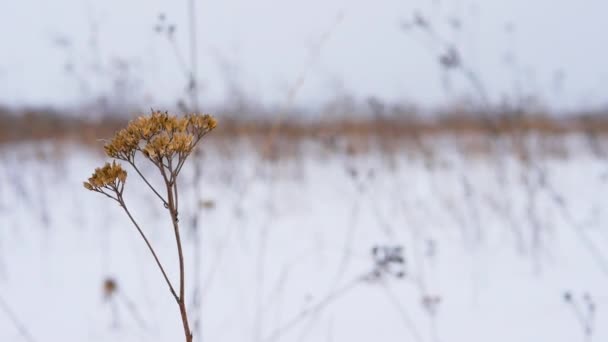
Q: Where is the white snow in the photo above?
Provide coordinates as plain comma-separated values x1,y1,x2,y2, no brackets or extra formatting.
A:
0,136,607,342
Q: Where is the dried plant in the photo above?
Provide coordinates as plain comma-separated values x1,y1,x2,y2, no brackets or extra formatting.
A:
265,245,410,342
563,291,596,342
0,295,37,342
84,110,217,342
102,277,147,329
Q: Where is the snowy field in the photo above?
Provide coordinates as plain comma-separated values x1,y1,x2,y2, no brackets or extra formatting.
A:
0,136,607,342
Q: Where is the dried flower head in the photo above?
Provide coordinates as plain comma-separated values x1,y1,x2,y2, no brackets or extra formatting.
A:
104,110,216,164
83,109,216,342
103,277,118,300
83,161,127,193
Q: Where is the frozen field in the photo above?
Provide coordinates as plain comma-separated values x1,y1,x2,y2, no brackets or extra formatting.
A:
0,136,607,342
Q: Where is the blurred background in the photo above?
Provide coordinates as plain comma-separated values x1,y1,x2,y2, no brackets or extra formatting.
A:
1,0,607,341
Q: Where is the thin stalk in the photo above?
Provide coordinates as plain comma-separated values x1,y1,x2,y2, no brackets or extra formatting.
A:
174,176,180,216
0,295,37,342
263,277,360,342
188,0,199,111
166,178,192,342
381,282,424,342
129,160,168,205
117,195,179,302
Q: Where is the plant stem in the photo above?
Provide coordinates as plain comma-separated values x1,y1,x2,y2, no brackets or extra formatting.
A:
0,295,37,342
166,179,192,342
188,0,199,112
129,160,168,206
118,195,179,302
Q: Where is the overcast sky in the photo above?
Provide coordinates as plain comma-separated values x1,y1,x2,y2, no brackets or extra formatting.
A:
0,0,606,112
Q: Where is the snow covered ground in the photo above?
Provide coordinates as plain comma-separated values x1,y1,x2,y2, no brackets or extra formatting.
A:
0,136,607,342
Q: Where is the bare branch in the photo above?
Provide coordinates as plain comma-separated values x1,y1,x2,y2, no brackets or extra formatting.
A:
128,160,168,206
117,195,179,303
0,295,37,342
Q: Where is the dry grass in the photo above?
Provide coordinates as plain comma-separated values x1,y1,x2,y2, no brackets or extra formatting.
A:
2,105,607,159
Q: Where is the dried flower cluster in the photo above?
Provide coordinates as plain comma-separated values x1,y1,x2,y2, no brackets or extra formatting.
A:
84,110,216,197
83,110,216,342
83,161,127,195
367,245,406,281
103,110,217,165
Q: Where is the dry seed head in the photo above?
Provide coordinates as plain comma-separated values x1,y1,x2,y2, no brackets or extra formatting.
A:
169,132,194,152
83,161,127,191
103,277,118,300
143,133,171,159
104,110,216,161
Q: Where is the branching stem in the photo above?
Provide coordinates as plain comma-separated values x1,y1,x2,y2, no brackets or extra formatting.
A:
117,194,179,303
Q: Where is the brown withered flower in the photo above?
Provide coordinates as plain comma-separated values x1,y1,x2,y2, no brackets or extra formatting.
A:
86,110,217,197
103,110,216,166
83,161,127,194
83,110,216,342
103,277,118,300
